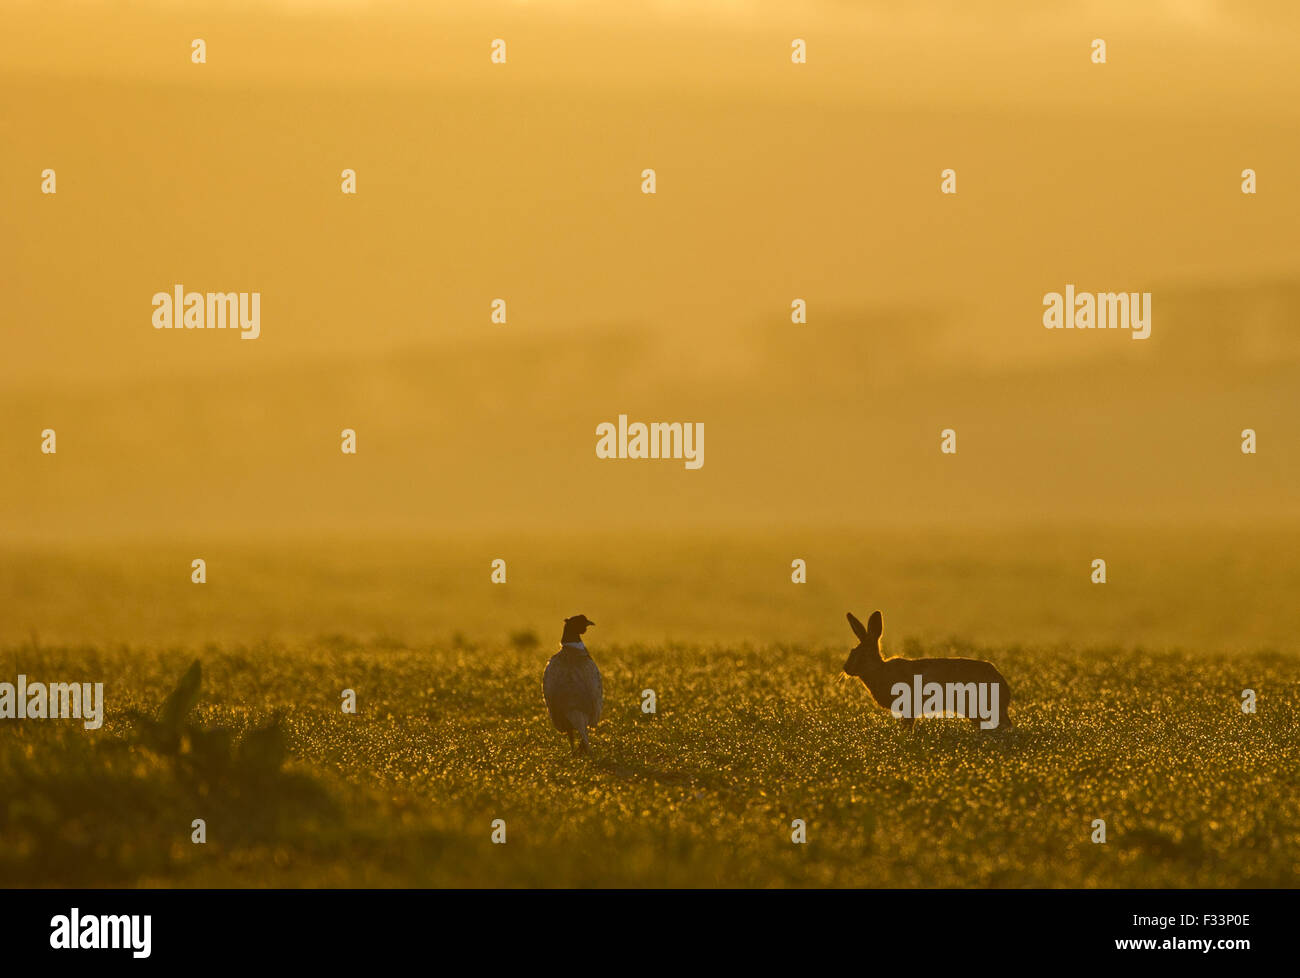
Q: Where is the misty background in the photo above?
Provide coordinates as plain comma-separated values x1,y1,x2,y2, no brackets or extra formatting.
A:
1,0,1297,648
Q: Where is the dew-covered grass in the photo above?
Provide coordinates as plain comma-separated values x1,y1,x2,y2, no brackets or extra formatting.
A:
3,640,1296,887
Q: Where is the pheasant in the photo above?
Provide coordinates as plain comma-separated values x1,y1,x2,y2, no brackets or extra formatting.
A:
543,614,603,754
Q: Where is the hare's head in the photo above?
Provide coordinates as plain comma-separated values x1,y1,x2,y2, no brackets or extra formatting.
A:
841,611,883,678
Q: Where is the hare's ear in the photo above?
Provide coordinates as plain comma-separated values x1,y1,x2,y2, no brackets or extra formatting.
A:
847,612,870,645
866,611,883,643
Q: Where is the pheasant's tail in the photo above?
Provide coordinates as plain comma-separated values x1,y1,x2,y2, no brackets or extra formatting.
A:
565,710,590,752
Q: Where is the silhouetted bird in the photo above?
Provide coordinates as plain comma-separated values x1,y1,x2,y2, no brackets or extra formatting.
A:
543,614,603,754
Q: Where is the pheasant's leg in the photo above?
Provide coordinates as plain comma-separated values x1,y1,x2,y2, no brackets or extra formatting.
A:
567,730,575,752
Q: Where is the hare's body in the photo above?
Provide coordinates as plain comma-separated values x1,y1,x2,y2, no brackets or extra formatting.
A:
857,654,1010,729
543,615,603,753
842,611,1011,730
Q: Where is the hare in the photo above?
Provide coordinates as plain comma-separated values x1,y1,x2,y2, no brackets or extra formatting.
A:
840,611,1011,730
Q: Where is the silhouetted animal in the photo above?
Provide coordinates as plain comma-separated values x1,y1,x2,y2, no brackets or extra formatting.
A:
543,614,603,753
840,610,1011,729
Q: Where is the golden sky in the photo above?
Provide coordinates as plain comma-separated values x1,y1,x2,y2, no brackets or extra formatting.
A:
2,0,1297,538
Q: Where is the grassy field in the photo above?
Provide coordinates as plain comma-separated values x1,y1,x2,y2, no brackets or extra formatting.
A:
3,528,1297,887
3,637,1297,888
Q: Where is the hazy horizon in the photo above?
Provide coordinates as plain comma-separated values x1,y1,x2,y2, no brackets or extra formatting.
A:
3,0,1297,643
